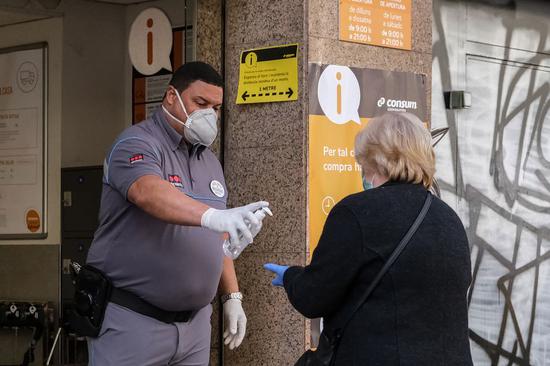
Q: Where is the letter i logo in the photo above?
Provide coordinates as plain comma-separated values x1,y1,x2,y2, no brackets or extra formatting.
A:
129,8,173,75
317,65,361,125
147,18,154,65
336,72,342,114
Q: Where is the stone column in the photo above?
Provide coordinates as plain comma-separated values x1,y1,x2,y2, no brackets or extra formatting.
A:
223,0,308,364
222,1,432,365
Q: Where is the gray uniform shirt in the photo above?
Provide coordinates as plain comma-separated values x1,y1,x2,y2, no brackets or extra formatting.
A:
87,109,227,311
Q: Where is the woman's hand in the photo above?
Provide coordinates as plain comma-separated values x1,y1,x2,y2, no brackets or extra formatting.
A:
263,263,289,286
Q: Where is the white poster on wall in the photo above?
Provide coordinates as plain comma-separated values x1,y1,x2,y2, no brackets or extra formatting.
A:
0,44,46,239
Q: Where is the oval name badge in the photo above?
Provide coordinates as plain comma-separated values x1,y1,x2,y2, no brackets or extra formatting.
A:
210,180,225,198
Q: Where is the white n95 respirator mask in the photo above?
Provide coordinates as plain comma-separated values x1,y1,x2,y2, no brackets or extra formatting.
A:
162,87,218,147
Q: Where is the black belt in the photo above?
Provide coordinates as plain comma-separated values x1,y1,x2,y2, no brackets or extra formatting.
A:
110,287,194,324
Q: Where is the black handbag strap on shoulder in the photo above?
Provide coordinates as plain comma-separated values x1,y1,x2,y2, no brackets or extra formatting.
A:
336,192,433,336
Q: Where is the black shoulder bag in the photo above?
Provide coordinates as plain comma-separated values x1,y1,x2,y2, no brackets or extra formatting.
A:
295,193,433,366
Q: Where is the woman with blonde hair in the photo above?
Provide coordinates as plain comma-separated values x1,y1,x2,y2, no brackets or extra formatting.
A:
265,112,473,365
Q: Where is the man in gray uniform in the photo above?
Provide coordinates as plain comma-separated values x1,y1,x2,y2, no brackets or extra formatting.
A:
86,62,266,365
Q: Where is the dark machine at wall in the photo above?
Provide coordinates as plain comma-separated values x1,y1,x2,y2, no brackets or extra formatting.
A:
59,166,103,365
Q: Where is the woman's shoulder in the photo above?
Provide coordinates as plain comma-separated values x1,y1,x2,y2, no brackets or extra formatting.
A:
333,189,389,222
337,182,455,222
429,195,468,233
336,190,370,212
338,181,419,208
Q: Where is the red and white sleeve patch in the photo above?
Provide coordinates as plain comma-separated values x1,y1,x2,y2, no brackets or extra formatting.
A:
129,153,144,164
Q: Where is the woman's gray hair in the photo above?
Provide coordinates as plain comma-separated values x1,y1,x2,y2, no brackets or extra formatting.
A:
354,112,435,188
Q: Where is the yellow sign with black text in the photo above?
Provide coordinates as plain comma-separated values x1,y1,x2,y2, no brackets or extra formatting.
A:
236,44,298,104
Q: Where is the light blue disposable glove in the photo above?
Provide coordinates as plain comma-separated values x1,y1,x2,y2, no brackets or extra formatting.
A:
263,263,289,287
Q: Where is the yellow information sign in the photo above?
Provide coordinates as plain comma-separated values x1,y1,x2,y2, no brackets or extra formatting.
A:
236,44,298,104
308,63,427,256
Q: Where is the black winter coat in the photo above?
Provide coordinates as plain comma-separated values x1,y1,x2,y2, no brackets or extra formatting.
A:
284,181,473,366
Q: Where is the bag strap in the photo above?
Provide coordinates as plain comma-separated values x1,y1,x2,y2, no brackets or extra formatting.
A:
336,192,433,336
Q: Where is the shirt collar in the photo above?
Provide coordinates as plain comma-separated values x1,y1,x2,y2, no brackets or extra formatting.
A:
154,108,185,151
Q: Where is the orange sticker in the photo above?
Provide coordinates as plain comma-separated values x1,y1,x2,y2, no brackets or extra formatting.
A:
26,209,40,233
339,0,412,50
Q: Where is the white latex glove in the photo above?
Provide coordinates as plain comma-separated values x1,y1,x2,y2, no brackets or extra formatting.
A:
201,201,269,249
223,299,247,350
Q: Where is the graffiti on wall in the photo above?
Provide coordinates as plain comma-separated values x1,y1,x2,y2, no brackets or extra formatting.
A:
432,1,550,365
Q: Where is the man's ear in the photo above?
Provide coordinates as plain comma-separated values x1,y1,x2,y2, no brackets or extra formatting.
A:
165,88,176,106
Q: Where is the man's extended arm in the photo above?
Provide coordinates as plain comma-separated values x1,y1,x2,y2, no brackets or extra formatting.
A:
127,174,268,247
128,174,208,226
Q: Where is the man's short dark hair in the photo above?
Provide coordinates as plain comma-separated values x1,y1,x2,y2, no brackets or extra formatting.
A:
169,62,224,92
